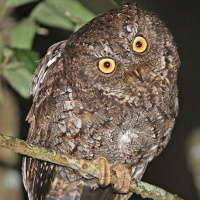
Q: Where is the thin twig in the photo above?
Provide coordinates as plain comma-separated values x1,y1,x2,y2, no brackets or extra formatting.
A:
0,132,183,200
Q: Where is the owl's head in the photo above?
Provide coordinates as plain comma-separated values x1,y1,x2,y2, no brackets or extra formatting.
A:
68,4,180,100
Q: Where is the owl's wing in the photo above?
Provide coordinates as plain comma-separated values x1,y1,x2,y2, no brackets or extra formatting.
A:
22,40,109,200
22,40,83,199
22,40,108,200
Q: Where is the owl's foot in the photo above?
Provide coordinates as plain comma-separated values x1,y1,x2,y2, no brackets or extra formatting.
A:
113,163,131,193
93,157,111,187
94,157,131,193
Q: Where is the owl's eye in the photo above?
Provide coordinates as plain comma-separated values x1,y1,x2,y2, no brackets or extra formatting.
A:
133,36,148,53
98,58,116,74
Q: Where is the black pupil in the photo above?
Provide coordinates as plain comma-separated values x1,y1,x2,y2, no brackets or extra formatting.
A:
104,62,110,68
136,41,142,48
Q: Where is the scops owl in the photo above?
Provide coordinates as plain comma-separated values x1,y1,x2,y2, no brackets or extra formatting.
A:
22,3,180,200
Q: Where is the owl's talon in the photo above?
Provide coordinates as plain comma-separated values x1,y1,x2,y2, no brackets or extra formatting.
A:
113,164,131,193
93,157,111,187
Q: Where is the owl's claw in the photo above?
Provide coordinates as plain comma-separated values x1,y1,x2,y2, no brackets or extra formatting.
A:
93,157,111,187
113,163,131,193
94,157,131,193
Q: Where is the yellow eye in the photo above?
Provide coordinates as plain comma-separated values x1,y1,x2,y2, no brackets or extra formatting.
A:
98,58,116,74
133,36,148,53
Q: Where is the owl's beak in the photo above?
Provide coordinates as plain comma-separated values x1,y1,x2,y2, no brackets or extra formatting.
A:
132,68,144,83
123,66,144,84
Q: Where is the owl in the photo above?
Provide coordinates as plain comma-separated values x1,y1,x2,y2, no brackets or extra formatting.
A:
22,3,180,200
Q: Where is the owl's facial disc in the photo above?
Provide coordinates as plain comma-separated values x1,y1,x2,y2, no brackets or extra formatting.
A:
96,36,148,81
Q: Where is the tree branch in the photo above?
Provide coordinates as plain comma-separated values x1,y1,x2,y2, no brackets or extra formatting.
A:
0,132,183,200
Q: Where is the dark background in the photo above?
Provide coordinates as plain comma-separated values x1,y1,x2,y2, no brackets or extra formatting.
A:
13,0,200,199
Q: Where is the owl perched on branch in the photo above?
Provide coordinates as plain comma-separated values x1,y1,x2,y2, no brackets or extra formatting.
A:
22,3,180,200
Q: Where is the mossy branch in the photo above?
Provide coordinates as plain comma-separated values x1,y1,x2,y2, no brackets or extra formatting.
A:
0,132,183,200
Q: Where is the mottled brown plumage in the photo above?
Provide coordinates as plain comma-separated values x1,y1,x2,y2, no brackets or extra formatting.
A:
22,4,180,200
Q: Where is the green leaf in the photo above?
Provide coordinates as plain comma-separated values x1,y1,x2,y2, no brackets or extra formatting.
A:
1,48,14,70
5,0,38,7
3,48,14,59
10,19,37,49
0,77,3,104
3,61,32,98
0,33,3,63
47,0,96,23
110,0,123,8
12,48,39,73
31,2,75,31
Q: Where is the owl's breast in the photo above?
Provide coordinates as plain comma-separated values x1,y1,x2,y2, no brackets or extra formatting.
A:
60,85,177,167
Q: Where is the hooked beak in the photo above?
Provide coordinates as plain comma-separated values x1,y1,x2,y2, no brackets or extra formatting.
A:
132,68,144,83
123,63,145,84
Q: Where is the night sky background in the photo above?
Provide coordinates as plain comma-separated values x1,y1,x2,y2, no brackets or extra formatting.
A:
12,0,200,199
